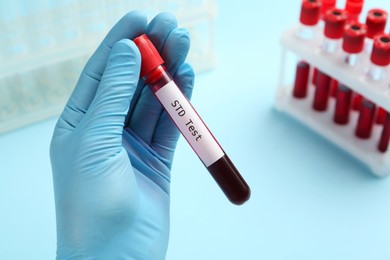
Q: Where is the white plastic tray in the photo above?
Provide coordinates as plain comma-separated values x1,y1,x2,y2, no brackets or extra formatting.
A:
275,24,390,177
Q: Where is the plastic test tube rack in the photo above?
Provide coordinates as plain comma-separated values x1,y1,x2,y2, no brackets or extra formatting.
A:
0,0,216,135
274,1,390,177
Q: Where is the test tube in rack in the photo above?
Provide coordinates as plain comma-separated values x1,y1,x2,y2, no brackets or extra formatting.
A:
293,61,311,98
364,9,388,54
342,21,367,66
367,33,390,81
297,0,322,40
368,33,390,126
322,8,348,53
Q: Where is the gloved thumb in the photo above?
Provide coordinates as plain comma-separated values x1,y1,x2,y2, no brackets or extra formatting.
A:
80,39,141,147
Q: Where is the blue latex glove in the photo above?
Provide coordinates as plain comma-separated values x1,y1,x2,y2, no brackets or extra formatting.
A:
50,11,194,259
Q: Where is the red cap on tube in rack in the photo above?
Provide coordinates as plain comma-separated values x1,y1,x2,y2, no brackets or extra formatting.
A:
345,0,364,21
366,9,388,39
312,67,318,86
321,0,336,19
370,34,390,66
324,8,348,39
300,0,322,26
342,22,367,53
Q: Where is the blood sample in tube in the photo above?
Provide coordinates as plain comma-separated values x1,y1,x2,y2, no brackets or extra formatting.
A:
355,99,376,139
330,79,338,97
352,93,363,111
293,61,310,98
376,107,387,124
133,34,250,205
313,70,331,111
334,84,352,125
312,67,318,86
378,113,390,153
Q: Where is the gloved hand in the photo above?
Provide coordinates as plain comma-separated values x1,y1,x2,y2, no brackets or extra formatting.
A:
50,11,194,259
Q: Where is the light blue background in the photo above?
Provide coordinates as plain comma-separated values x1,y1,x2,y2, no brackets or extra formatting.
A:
1,0,390,259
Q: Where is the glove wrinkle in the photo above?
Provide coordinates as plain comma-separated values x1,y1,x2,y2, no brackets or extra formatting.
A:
123,129,170,195
146,12,178,52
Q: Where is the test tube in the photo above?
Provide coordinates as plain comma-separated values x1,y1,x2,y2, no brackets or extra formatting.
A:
296,0,321,91
322,8,348,53
297,0,322,40
342,22,366,110
367,33,390,81
292,61,310,98
365,9,388,53
355,98,376,139
313,70,331,111
342,21,367,66
378,112,390,153
368,33,390,124
133,34,251,205
333,84,352,125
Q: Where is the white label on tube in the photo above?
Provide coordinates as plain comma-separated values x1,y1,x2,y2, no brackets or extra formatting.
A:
155,81,224,167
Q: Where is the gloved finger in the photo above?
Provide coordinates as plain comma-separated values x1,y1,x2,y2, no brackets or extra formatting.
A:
146,12,178,53
147,13,190,78
127,28,190,145
78,39,141,156
56,11,147,133
160,28,191,76
126,12,178,124
151,63,195,168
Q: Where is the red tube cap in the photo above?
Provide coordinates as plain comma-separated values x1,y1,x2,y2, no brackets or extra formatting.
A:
133,34,164,78
342,22,367,53
324,8,348,39
321,0,336,19
366,9,388,39
300,0,322,26
370,34,390,66
345,0,364,21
